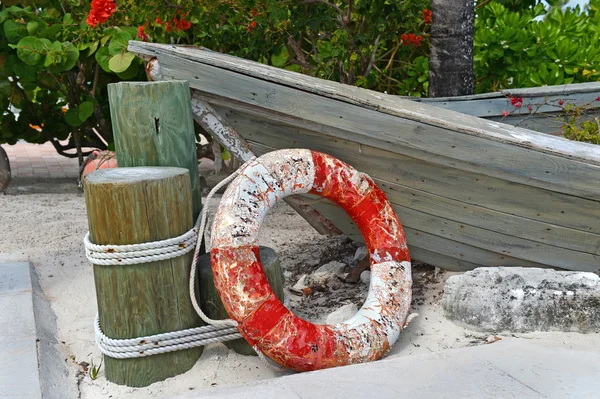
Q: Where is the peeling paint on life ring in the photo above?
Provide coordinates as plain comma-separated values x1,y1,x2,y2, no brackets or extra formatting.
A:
210,149,412,372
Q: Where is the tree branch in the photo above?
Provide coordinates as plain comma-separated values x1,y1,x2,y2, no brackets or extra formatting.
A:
92,63,100,97
363,34,380,78
300,0,343,14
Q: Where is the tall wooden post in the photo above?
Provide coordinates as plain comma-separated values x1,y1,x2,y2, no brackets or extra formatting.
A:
84,167,203,387
107,81,202,220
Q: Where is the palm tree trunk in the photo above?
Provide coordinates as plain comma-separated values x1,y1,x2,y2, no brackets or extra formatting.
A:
428,0,475,97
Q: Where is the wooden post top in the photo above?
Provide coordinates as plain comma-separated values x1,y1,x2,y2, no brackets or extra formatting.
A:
84,166,189,185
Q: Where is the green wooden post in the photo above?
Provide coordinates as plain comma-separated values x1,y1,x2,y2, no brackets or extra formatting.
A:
107,80,202,220
84,167,203,387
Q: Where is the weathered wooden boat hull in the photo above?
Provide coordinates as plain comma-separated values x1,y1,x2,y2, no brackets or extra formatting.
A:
129,42,600,273
409,83,600,136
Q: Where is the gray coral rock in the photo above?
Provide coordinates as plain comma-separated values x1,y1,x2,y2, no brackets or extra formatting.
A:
442,267,600,333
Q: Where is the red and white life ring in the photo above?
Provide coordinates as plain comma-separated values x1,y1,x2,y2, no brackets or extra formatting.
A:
210,149,412,371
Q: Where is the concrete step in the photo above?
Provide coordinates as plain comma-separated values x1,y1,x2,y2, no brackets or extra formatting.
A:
174,339,600,399
0,262,41,399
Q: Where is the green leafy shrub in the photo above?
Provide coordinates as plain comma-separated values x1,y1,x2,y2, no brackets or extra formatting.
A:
0,3,147,158
474,0,600,93
1,0,600,154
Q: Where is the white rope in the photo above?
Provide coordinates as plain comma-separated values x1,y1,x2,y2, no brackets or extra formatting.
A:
94,314,242,359
84,223,199,266
86,158,258,357
187,158,256,328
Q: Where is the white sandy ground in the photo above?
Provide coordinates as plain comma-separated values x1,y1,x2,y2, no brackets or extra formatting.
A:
1,177,599,399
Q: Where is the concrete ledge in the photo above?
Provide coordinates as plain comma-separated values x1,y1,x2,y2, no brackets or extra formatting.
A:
173,339,600,399
0,262,41,399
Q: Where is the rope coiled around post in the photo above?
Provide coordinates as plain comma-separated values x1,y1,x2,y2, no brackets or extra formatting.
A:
85,158,284,361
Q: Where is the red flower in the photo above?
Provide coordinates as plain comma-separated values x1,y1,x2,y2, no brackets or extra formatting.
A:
165,21,172,32
423,9,432,25
515,102,522,108
502,110,509,117
510,96,523,106
596,96,600,101
156,16,162,24
401,33,423,47
175,17,192,31
137,25,149,41
252,7,258,16
528,105,533,112
247,20,257,32
558,99,565,106
86,0,117,28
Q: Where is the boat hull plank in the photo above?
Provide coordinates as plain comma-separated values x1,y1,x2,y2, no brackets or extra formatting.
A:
127,42,600,272
299,196,552,271
129,42,600,166
155,58,600,202
219,107,600,239
242,139,599,272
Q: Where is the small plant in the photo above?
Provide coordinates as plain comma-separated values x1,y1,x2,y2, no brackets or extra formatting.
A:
562,106,600,144
500,95,600,144
89,357,103,380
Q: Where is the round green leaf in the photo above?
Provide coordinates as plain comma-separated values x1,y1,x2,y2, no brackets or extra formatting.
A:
4,20,26,43
108,31,132,56
115,60,140,80
26,21,40,35
79,101,94,122
108,51,135,73
16,36,45,66
60,43,79,71
271,46,289,68
39,25,62,39
65,107,83,126
95,47,111,72
87,41,99,57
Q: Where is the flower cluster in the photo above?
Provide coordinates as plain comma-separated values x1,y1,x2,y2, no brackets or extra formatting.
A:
247,7,259,31
86,0,117,28
156,11,192,33
401,33,423,47
137,25,149,41
423,9,432,25
510,96,523,108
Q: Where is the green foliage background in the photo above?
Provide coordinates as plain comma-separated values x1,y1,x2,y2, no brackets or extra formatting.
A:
0,0,599,154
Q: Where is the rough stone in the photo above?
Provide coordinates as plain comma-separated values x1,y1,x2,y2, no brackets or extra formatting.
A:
0,145,10,193
325,303,358,324
311,261,346,283
291,274,309,293
360,270,371,285
353,246,368,262
442,267,600,333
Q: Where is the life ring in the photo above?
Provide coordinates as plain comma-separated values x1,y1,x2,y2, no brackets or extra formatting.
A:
210,149,412,371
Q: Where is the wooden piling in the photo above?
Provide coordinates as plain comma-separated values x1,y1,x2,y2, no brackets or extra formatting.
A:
107,80,202,220
84,167,203,387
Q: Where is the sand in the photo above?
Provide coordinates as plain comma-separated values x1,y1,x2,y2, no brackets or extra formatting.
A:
1,176,599,398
